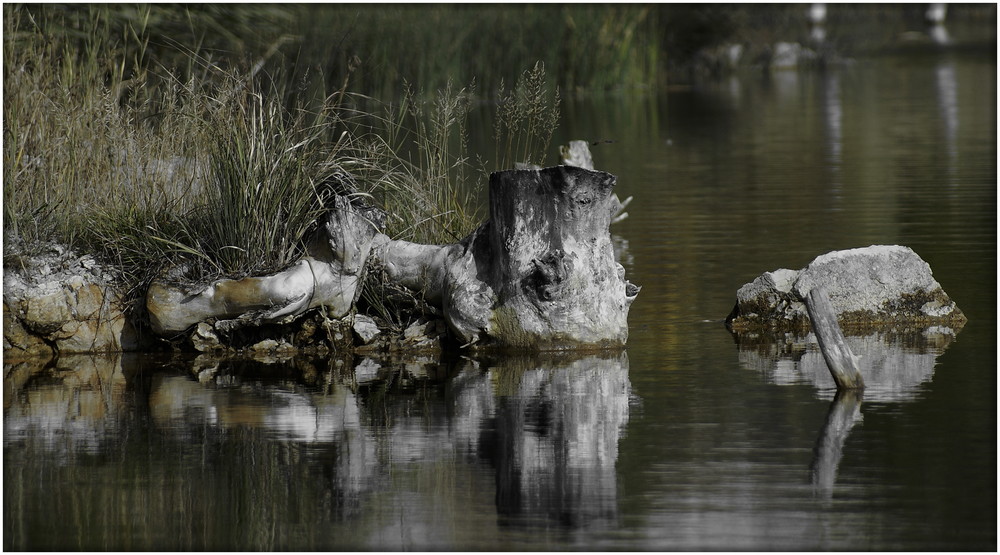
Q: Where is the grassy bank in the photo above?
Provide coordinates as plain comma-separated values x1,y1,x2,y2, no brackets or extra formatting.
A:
2,5,563,318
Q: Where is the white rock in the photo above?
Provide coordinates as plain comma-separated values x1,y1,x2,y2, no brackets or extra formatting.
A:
729,245,966,330
352,314,381,344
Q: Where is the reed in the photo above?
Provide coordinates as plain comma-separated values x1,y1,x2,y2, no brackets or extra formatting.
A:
377,80,481,244
494,62,561,170
4,5,362,310
291,4,665,99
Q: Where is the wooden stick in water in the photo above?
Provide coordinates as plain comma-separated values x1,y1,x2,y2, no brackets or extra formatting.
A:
805,286,865,390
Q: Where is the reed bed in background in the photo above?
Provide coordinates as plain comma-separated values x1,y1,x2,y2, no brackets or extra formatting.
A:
291,4,663,101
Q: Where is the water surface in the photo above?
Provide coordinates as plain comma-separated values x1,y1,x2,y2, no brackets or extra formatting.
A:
4,30,996,551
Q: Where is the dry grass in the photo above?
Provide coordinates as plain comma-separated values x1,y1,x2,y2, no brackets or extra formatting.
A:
3,4,562,324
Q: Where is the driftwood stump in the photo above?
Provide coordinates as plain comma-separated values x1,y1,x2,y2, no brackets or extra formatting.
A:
379,165,640,349
804,286,865,390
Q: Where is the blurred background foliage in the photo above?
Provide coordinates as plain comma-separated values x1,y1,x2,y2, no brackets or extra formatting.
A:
10,3,995,107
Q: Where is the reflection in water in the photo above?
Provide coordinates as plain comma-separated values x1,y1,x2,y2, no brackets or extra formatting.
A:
809,389,862,499
823,70,843,194
735,327,961,497
935,59,959,171
734,327,960,402
4,354,130,459
479,355,630,529
5,34,997,549
929,24,950,45
771,69,800,105
4,351,631,550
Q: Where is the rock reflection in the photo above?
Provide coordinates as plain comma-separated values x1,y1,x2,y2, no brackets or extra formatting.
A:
733,326,961,498
4,354,130,458
734,327,960,402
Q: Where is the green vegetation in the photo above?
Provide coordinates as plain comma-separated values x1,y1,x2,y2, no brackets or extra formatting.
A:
291,4,664,100
5,6,353,305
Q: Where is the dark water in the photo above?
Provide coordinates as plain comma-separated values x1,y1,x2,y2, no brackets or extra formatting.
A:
5,34,996,550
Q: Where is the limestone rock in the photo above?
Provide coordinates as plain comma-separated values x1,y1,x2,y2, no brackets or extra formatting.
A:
190,322,222,352
3,241,146,358
250,339,281,352
727,245,966,332
3,304,54,360
399,319,445,351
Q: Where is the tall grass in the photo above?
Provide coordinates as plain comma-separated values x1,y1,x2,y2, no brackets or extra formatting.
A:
3,4,565,326
494,62,561,170
86,73,365,291
290,4,664,100
4,5,372,309
378,79,491,245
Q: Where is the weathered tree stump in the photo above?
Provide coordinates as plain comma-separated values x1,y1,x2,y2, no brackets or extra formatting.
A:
378,165,640,349
560,140,631,224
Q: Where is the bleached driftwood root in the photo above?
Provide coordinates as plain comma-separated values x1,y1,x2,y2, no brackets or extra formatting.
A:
147,197,383,335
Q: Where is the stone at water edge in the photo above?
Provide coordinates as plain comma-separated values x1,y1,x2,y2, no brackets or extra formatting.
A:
352,314,381,345
726,245,967,332
3,243,147,358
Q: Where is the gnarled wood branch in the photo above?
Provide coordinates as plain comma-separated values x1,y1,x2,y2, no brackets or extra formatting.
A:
147,197,383,335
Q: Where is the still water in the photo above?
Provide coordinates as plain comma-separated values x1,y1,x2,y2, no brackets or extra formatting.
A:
5,36,996,551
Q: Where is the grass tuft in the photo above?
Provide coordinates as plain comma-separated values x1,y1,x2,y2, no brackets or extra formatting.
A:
494,62,561,170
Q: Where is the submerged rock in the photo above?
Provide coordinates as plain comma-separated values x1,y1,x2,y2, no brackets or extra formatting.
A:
726,245,966,333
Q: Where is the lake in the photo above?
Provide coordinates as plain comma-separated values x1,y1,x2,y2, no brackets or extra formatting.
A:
4,26,996,551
